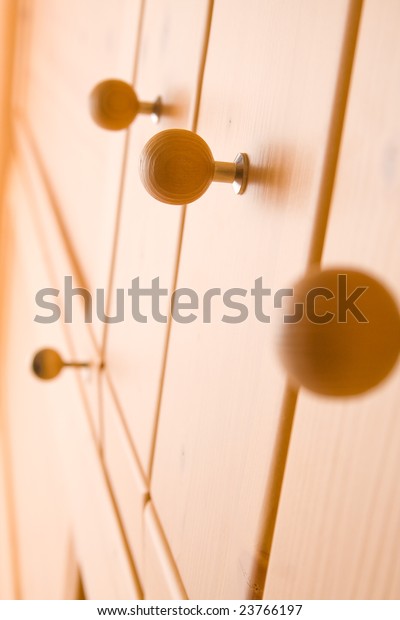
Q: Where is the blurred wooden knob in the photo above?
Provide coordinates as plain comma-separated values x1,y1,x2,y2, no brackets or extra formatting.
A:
89,79,161,130
32,348,89,381
139,129,249,204
277,268,400,396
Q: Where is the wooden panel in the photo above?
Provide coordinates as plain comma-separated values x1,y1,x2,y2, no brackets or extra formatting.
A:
143,503,186,600
9,0,31,108
102,372,149,581
7,153,139,599
265,0,400,599
53,376,142,600
104,0,212,475
0,399,16,599
15,121,102,440
20,0,142,317
1,162,78,599
0,0,16,201
0,17,15,540
151,0,360,599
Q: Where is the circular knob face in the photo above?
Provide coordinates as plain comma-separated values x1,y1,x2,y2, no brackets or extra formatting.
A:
277,268,400,396
32,348,64,380
89,79,139,130
139,129,215,204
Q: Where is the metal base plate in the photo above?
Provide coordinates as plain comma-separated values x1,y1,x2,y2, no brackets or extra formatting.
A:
151,96,162,124
233,152,249,195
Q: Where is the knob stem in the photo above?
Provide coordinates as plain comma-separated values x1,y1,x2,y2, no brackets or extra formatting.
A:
138,96,162,123
138,101,156,114
63,362,90,369
213,162,237,184
213,153,249,195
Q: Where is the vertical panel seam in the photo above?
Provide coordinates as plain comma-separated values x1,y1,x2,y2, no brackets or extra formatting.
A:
101,0,147,363
147,0,215,482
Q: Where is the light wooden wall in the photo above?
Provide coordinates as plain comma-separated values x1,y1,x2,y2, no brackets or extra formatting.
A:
0,0,18,599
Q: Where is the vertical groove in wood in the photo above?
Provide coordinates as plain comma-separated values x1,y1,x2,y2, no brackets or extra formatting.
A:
306,0,364,267
101,0,147,361
189,0,215,133
247,386,298,599
100,467,145,599
97,376,145,598
257,0,365,599
144,502,188,599
147,0,215,481
97,365,105,461
103,371,148,484
62,539,82,600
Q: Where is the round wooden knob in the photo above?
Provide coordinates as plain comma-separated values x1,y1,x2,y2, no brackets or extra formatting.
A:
89,80,162,130
277,268,400,396
139,129,249,204
89,80,139,130
32,348,89,381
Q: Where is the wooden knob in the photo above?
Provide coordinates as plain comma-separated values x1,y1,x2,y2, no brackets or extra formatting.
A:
32,348,89,381
277,268,400,396
89,80,161,130
139,129,249,204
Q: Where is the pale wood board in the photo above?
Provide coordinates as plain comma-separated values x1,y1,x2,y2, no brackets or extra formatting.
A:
0,0,16,203
143,503,187,600
102,372,149,581
13,140,141,597
0,28,17,587
18,0,143,343
0,447,15,598
16,120,102,441
52,375,142,600
8,156,142,598
1,162,77,598
265,0,400,599
151,0,359,598
104,0,213,476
